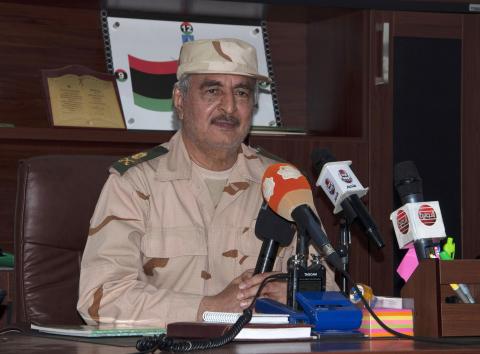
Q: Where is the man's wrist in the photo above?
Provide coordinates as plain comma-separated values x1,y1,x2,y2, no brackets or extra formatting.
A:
197,295,214,321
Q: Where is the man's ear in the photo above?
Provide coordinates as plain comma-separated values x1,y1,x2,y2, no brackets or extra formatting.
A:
173,86,184,120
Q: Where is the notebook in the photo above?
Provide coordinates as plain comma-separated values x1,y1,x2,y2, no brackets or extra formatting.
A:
202,311,290,324
167,321,312,341
31,324,165,338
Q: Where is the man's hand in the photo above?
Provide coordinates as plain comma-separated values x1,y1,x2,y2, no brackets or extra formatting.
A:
196,269,287,320
237,271,287,309
197,269,253,320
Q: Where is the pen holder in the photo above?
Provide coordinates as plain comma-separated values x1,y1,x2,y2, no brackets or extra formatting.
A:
401,259,480,337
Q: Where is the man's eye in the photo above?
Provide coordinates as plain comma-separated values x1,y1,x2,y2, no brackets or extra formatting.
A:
205,88,219,95
235,89,251,98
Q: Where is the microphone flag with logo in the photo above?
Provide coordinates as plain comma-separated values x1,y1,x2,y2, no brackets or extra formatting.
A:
261,163,342,271
391,201,446,250
261,163,314,221
311,150,368,215
311,148,384,249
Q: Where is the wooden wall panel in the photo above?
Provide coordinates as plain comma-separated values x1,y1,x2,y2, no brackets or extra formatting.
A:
307,10,369,137
0,2,106,128
462,15,480,259
0,0,100,9
394,11,463,38
267,21,307,129
368,11,395,296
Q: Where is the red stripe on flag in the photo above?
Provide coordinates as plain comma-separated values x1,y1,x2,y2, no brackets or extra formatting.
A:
128,55,178,75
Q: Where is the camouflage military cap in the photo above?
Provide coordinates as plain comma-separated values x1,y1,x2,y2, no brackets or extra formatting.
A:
176,38,271,83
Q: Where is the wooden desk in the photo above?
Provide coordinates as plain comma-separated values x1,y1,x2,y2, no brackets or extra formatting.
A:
2,333,480,354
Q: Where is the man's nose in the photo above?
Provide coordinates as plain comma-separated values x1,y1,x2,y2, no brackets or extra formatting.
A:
220,91,237,115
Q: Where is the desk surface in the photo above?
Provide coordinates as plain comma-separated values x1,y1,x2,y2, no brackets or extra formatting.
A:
3,333,480,354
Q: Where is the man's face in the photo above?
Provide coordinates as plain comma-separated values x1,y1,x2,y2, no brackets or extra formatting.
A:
174,74,255,153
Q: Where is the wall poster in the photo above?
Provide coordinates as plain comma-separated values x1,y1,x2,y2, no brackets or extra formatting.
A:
103,14,279,131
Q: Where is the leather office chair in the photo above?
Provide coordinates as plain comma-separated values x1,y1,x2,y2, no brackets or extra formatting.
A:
14,155,116,325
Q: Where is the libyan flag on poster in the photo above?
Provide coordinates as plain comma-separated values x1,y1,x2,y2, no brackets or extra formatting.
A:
128,55,178,112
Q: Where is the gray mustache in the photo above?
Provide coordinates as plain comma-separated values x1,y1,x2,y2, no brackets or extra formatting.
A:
211,116,240,126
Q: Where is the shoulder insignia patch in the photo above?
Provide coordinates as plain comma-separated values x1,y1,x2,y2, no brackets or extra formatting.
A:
254,146,287,163
112,145,169,175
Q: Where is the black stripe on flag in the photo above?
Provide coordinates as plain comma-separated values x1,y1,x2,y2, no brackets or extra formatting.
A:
130,68,177,99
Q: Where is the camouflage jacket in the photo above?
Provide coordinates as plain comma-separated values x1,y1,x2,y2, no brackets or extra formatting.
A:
77,131,337,326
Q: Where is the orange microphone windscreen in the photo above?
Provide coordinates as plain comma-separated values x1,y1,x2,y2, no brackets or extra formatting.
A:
262,163,315,221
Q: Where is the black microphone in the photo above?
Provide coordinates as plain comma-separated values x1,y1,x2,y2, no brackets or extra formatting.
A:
311,148,385,249
394,160,423,205
394,161,440,259
253,201,295,275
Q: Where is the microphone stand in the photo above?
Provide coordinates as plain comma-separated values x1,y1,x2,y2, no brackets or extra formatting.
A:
297,226,310,263
337,197,385,293
287,226,309,310
338,201,361,295
338,218,351,294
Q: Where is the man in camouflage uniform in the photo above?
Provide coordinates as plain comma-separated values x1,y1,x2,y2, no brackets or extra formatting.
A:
77,38,337,326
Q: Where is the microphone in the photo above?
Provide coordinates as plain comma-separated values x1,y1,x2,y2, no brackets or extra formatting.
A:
261,163,342,271
311,148,385,249
253,201,295,275
394,160,423,204
392,161,446,259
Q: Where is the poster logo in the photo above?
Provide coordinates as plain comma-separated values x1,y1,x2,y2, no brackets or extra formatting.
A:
115,69,128,82
418,204,437,226
396,209,409,234
180,22,193,34
180,22,194,42
338,169,353,183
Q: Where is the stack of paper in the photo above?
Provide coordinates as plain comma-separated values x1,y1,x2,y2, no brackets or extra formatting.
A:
359,308,413,337
31,324,165,337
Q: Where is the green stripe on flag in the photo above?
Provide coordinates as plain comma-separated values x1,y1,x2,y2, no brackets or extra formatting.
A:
133,93,172,112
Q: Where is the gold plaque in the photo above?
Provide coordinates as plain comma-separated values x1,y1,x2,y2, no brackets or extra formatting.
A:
42,65,126,129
